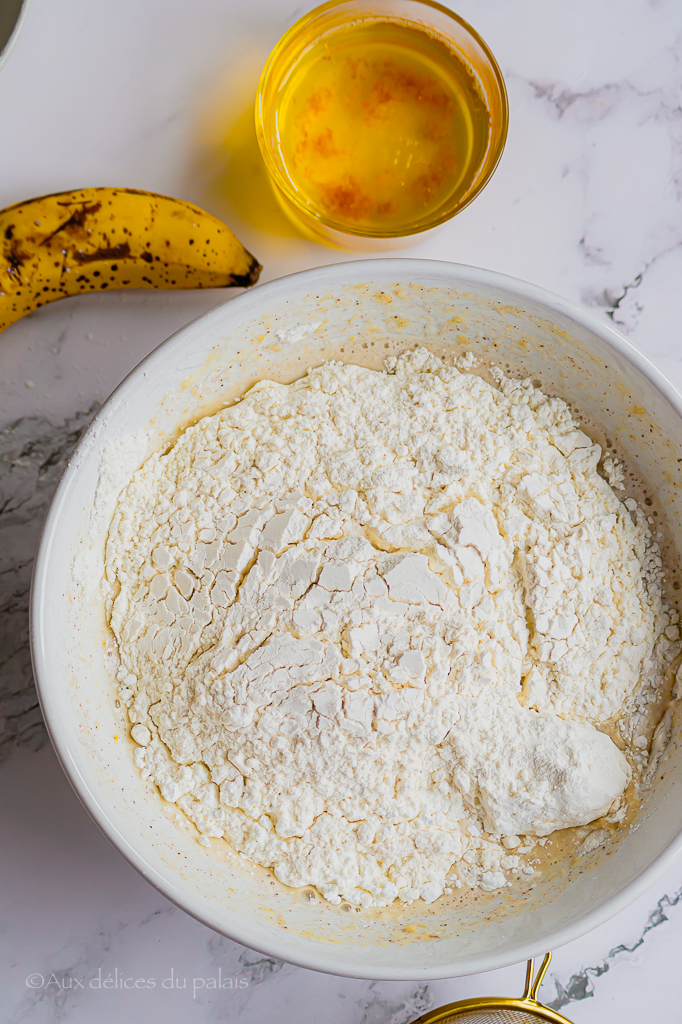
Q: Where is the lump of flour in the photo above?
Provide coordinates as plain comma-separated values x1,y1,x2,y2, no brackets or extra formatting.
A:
446,701,630,837
104,348,679,908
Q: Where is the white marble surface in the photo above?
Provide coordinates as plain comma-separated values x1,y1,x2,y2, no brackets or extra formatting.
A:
2,0,682,1020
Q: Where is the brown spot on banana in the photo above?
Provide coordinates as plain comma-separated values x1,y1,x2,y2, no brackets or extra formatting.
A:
73,243,132,263
0,187,262,332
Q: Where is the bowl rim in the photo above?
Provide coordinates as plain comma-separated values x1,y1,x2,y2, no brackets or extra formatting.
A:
0,0,31,74
30,258,682,980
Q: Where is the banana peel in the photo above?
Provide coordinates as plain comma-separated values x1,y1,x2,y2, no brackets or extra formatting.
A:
0,187,261,332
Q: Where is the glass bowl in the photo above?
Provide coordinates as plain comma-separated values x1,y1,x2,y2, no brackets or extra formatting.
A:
255,0,508,249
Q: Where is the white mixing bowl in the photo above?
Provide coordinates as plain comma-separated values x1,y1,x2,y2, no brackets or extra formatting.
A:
31,259,682,980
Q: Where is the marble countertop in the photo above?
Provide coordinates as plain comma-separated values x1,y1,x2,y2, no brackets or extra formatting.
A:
2,0,682,1020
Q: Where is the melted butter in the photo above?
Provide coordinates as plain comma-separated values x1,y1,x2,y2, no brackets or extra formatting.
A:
275,19,490,233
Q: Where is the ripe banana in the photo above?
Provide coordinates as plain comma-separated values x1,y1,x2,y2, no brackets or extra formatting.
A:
0,187,261,332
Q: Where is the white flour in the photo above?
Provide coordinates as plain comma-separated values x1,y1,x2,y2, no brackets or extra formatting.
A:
104,349,679,907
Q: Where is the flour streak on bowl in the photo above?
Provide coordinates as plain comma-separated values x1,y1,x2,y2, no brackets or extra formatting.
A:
30,259,682,980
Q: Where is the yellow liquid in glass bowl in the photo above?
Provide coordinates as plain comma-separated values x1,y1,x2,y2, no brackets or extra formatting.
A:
256,3,507,245
276,20,490,235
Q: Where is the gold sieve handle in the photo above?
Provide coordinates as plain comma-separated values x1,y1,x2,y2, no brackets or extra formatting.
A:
523,952,553,1001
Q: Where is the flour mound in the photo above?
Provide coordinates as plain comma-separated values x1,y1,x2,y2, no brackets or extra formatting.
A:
105,349,678,907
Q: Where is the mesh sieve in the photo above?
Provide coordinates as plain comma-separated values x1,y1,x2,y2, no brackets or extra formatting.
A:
409,955,575,1024
435,1011,551,1024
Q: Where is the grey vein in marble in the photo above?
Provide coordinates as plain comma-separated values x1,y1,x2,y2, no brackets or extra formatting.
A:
357,982,432,1024
581,242,682,332
237,950,288,987
548,886,682,1011
13,917,131,1023
517,42,682,350
527,72,682,138
0,405,97,763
